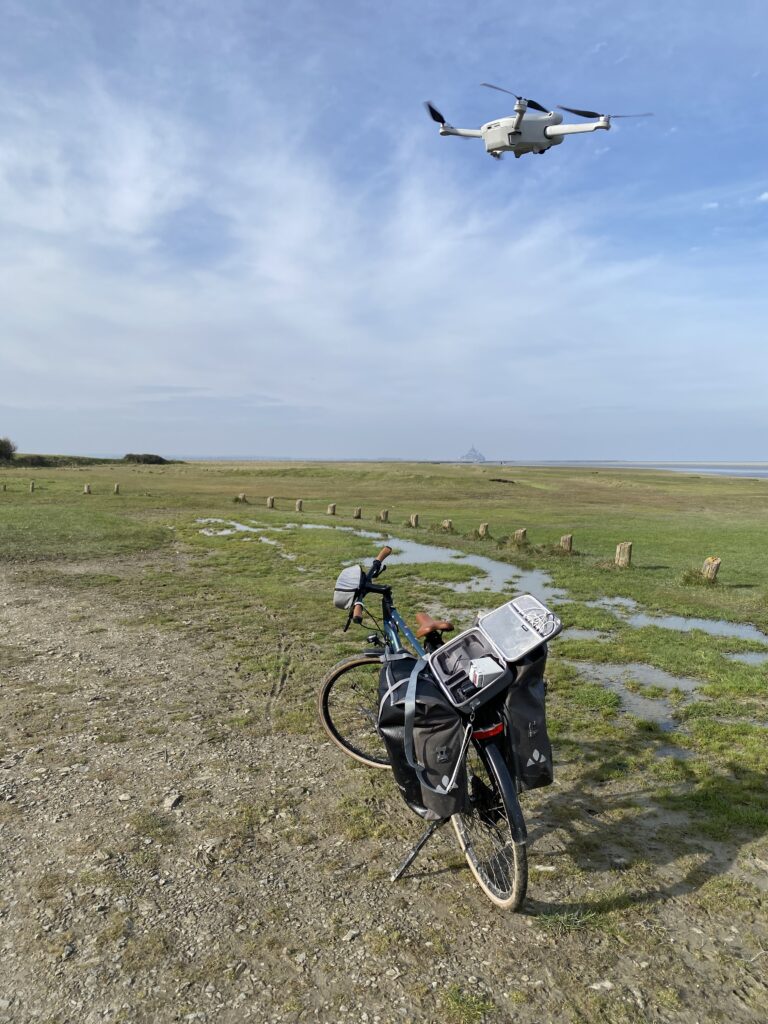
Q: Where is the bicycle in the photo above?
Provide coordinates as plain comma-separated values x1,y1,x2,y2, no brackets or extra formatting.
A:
318,544,532,910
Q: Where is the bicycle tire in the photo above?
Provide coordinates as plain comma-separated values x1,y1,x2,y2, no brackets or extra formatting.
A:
452,740,528,909
318,655,390,769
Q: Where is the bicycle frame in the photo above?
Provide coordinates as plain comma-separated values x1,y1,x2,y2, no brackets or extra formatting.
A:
362,582,426,657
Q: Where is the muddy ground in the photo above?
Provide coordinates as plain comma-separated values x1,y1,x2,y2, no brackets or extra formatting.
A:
1,551,767,1024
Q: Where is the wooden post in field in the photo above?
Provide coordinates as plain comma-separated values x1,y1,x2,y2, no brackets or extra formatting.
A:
266,496,275,509
379,509,389,523
615,541,632,567
353,507,362,519
295,499,303,513
513,528,527,544
29,481,35,493
327,503,336,516
442,519,452,531
2,482,6,491
702,556,721,582
409,513,419,528
560,534,573,552
83,484,91,495
114,483,120,495
478,522,490,538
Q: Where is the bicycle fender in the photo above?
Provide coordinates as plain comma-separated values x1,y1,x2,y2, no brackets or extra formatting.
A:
483,741,528,845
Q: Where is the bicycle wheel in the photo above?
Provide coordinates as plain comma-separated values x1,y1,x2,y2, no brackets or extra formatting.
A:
318,655,390,769
452,740,528,909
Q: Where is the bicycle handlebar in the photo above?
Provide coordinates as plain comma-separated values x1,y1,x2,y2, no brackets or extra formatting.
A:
346,546,395,630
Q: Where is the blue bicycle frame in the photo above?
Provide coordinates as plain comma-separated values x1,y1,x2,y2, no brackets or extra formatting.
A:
384,605,425,657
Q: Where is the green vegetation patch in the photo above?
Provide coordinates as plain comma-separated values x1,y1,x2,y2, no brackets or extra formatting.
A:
0,506,171,561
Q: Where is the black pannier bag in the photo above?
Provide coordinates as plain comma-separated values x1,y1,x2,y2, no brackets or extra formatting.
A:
378,654,469,821
502,645,554,791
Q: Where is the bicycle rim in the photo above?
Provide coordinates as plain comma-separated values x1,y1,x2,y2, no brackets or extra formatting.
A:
451,741,527,909
318,656,390,769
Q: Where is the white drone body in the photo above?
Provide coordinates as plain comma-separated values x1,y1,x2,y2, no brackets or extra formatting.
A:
425,86,649,160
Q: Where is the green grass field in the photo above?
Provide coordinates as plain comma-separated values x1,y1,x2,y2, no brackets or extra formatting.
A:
2,458,766,828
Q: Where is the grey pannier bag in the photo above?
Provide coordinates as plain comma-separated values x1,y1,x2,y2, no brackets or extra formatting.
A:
333,566,364,610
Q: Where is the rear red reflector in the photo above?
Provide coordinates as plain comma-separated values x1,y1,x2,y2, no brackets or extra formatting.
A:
472,723,504,740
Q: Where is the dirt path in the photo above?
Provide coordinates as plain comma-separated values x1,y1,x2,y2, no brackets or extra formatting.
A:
1,560,767,1024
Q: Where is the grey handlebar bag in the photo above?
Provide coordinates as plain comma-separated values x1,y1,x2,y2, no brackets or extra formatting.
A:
377,654,471,821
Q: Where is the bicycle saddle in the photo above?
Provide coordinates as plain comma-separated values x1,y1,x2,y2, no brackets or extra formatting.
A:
415,612,454,638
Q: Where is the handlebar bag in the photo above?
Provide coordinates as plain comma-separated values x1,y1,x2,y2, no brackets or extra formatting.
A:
378,654,469,820
502,646,553,791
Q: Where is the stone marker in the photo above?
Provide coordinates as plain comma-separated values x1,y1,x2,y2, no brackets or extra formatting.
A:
327,503,336,515
29,481,35,493
114,483,120,495
478,522,490,538
560,534,573,552
378,509,389,523
615,541,632,567
702,556,721,582
295,499,303,513
266,496,275,509
441,519,453,531
235,492,247,503
353,507,362,519
409,513,419,528
83,484,91,495
513,528,527,544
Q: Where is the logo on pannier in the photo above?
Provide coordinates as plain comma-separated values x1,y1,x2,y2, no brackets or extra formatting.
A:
526,749,547,768
435,745,452,764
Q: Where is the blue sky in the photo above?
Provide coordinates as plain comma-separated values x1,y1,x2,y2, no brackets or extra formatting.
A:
1,0,767,460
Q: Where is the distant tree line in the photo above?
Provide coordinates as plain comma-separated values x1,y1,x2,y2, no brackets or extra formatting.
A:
123,453,170,464
0,438,173,467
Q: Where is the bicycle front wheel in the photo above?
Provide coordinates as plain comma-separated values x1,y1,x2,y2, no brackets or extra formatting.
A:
452,740,528,909
318,655,390,769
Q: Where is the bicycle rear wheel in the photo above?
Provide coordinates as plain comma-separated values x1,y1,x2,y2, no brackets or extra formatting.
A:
452,740,528,909
318,655,390,769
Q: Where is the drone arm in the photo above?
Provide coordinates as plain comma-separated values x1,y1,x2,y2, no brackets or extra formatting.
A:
544,120,610,139
439,126,483,138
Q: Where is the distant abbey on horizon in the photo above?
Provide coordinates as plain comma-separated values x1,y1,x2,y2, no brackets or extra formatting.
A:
460,445,486,463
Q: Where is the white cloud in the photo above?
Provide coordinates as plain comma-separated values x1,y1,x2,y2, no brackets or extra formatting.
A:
757,192,768,202
702,201,719,210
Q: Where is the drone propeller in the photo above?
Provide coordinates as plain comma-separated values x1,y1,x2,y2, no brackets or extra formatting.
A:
558,105,653,120
424,101,447,125
480,83,550,114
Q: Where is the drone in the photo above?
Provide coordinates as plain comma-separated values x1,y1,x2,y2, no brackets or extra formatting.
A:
425,83,652,160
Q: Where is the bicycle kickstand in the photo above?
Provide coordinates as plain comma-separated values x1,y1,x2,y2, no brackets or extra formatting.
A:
390,819,446,883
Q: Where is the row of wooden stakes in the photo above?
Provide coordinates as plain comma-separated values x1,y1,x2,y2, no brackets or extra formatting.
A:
259,496,722,578
3,482,122,494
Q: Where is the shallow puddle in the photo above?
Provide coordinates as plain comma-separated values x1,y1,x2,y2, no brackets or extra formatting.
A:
724,651,768,666
655,744,695,760
586,596,768,645
561,628,611,641
567,660,701,731
243,520,566,602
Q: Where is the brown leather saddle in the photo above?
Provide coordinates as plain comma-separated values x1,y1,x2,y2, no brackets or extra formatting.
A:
414,611,454,639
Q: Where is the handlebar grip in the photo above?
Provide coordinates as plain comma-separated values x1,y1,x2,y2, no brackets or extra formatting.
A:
352,602,364,624
376,545,393,563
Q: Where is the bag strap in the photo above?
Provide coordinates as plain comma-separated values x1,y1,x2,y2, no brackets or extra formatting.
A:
403,657,472,796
